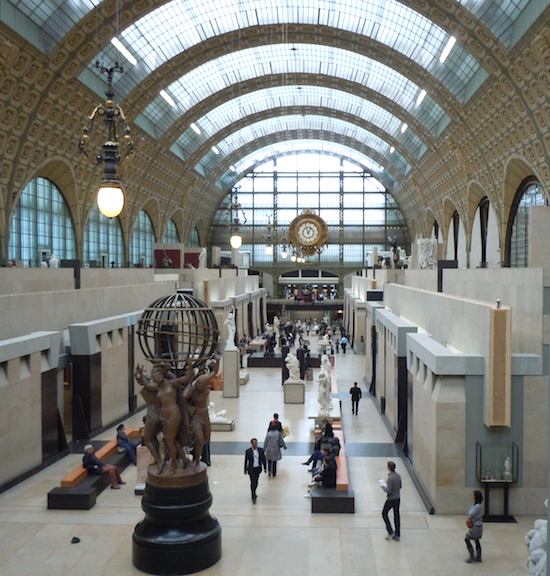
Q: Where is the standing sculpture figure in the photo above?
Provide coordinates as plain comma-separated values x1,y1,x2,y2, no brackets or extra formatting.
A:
224,307,237,350
317,368,332,416
285,352,301,381
183,356,220,467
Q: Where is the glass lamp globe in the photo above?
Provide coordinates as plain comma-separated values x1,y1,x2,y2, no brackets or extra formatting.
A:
291,255,297,262
230,233,242,249
265,244,273,256
281,247,288,259
97,183,124,218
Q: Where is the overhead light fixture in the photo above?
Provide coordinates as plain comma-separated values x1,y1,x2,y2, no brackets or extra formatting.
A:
79,61,134,219
281,245,288,259
265,244,274,256
211,145,220,154
389,146,395,154
416,89,426,107
227,186,247,251
439,36,456,63
230,233,242,250
160,89,176,108
111,37,137,66
400,123,408,133
190,122,201,135
291,255,297,262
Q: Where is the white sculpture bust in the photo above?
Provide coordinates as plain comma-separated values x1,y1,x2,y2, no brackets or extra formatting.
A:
224,307,237,351
285,352,301,382
317,367,332,416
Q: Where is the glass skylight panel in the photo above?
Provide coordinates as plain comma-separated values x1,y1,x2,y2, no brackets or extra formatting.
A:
6,0,100,52
225,141,390,184
200,115,410,177
81,0,483,104
139,44,448,138
173,84,427,160
457,0,543,47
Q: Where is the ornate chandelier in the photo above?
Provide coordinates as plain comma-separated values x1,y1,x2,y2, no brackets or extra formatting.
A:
79,61,134,218
226,186,247,249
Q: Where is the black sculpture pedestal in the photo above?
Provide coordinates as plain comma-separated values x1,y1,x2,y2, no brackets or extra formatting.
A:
133,463,221,575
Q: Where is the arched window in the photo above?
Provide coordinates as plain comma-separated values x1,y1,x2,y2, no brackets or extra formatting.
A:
189,227,200,247
9,177,75,267
431,221,439,242
130,210,155,267
83,205,125,267
162,219,180,244
451,211,460,261
508,179,548,267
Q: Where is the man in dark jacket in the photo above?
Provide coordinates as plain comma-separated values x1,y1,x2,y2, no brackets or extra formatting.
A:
244,438,267,504
350,382,362,414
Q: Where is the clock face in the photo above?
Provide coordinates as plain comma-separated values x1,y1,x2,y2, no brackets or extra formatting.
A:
298,221,320,245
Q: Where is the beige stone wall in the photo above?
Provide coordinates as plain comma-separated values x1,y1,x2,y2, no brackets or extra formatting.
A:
0,280,177,340
79,269,155,289
0,268,74,294
0,353,42,485
384,330,397,432
443,268,543,354
100,329,130,427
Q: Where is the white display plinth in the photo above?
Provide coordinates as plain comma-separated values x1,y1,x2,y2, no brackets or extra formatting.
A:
223,349,240,398
284,379,305,404
211,420,235,431
239,369,249,385
308,399,342,424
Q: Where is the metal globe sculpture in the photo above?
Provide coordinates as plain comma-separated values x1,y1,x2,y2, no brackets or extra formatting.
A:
136,290,219,369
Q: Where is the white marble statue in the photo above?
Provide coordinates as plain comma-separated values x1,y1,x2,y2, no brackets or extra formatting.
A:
224,307,237,350
417,238,437,269
321,354,332,378
317,367,332,416
273,315,280,333
504,456,512,481
285,352,301,382
525,500,547,576
198,247,207,269
208,402,232,424
49,254,59,268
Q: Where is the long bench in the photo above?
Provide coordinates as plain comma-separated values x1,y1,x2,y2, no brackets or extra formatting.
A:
311,429,355,513
47,429,140,510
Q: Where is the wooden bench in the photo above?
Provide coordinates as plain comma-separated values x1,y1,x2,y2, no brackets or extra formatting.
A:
47,429,140,510
310,429,355,513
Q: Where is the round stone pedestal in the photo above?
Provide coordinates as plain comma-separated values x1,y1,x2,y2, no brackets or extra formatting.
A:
132,464,221,575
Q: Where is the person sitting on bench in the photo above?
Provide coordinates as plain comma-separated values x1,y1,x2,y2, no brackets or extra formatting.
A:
116,423,139,464
82,445,126,489
312,450,337,488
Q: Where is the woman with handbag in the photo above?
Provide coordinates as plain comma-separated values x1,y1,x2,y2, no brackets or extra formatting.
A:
465,490,484,563
264,423,287,477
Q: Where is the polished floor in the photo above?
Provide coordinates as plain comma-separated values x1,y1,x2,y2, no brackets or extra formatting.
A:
0,343,535,575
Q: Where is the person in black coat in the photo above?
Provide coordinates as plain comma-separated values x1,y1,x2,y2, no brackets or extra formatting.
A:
82,444,125,489
350,382,362,415
244,438,267,504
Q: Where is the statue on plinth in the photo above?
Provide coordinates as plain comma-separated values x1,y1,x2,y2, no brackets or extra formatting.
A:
525,500,548,576
317,367,332,417
133,291,222,575
198,248,207,269
285,352,301,382
208,402,232,424
224,307,237,350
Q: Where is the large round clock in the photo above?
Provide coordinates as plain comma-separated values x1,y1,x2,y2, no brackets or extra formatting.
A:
288,210,328,256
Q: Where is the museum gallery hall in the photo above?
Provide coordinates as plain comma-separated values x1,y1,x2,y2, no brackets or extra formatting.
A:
1,1,550,575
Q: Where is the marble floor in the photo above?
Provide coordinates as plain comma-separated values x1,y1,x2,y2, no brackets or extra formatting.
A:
0,344,534,575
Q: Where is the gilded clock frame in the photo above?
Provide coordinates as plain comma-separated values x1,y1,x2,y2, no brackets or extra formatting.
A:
288,210,329,256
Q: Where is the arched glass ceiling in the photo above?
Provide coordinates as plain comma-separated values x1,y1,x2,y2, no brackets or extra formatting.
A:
82,0,482,104
217,140,391,191
196,115,410,177
4,1,547,56
172,85,427,161
137,44,448,139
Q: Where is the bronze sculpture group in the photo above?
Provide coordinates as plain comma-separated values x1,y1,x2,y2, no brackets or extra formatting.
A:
135,356,220,476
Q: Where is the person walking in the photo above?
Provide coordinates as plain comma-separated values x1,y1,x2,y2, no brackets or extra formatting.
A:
350,382,362,415
381,461,402,541
244,438,267,504
264,423,287,477
268,412,283,432
340,335,349,354
465,490,484,563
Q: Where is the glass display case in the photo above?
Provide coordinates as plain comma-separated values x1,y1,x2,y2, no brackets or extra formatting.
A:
476,442,518,484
